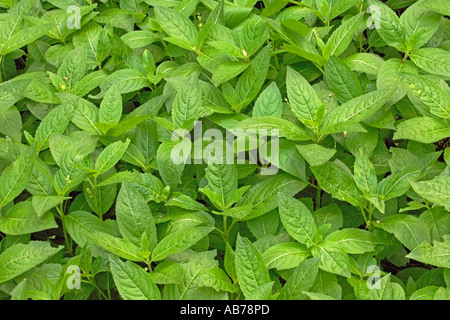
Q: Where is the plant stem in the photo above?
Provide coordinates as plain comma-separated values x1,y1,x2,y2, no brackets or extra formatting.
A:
367,203,374,231
0,55,4,83
307,181,318,190
58,202,72,254
402,50,410,63
316,185,321,210
359,206,369,229
223,216,228,238
82,279,108,300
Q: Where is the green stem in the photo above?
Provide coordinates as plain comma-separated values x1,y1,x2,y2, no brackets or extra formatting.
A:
145,260,153,272
402,50,410,63
288,0,302,5
271,49,286,56
367,203,374,230
223,216,228,237
0,55,4,83
58,202,73,254
274,53,279,70
316,185,321,210
359,206,370,229
307,181,318,190
88,176,102,220
107,279,111,300
82,279,108,300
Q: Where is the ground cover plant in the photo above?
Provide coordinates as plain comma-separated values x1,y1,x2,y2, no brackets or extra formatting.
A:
0,0,449,301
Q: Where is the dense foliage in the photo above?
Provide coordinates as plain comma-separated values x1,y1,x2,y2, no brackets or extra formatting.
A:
0,0,449,300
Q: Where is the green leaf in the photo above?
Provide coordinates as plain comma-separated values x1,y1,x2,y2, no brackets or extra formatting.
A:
303,291,337,300
393,117,450,144
100,69,149,95
324,56,362,104
322,12,364,58
279,258,320,300
95,139,130,175
354,148,377,194
201,163,237,210
235,235,271,298
261,0,289,17
155,6,198,48
0,79,31,114
23,79,60,104
87,231,145,262
410,48,450,78
376,58,417,105
120,31,158,49
310,270,342,299
196,267,239,293
0,241,62,284
313,204,343,234
266,139,305,181
344,53,385,75
325,228,384,254
31,195,69,218
311,160,365,207
234,44,271,112
400,3,441,50
0,201,58,235
367,0,406,51
0,106,21,142
65,211,119,247
283,43,326,66
171,73,202,127
420,207,449,242
0,23,55,55
237,173,308,220
418,0,450,16
57,46,87,91
327,0,359,20
99,86,122,125
0,0,34,44
253,82,283,118
411,176,450,209
72,70,108,97
278,194,317,246
212,61,249,87
320,89,393,134
116,182,157,249
286,67,322,125
156,140,186,190
151,226,213,261
0,151,34,209
35,103,74,150
166,192,207,211
224,242,237,281
406,236,450,268
109,255,160,300
368,274,405,300
69,97,102,135
400,71,450,120
233,116,310,141
377,214,431,251
262,242,309,270
409,286,440,300
311,242,351,278
296,143,336,167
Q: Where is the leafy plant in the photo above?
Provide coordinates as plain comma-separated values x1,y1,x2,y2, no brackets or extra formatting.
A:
0,0,449,301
